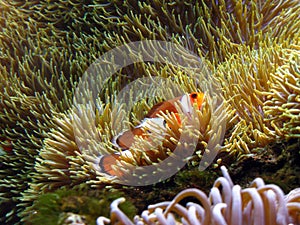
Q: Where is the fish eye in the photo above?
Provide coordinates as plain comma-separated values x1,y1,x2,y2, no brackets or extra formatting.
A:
191,93,198,99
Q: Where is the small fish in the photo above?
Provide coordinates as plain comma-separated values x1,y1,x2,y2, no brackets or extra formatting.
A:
114,92,204,149
99,92,204,176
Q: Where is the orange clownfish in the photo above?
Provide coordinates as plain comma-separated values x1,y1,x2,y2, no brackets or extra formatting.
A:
98,92,205,176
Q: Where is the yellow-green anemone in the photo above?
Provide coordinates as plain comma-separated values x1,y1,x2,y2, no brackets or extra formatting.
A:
1,0,300,223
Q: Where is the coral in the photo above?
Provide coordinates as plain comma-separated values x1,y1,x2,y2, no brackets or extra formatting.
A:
98,166,300,225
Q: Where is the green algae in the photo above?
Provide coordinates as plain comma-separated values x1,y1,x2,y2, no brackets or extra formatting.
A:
26,185,137,225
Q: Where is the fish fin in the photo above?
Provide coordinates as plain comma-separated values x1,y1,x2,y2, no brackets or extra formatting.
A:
145,101,165,117
113,128,144,149
146,101,178,118
98,154,120,176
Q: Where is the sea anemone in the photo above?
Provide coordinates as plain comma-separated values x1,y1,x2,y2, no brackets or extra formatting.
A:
30,68,227,187
98,166,300,225
216,43,300,160
0,2,81,223
1,0,300,224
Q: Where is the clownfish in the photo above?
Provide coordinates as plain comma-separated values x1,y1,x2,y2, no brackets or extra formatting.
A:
98,92,205,176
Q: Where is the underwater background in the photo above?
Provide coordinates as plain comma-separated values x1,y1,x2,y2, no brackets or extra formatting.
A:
0,0,300,224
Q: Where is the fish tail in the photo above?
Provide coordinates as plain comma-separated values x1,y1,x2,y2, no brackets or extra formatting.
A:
98,154,121,176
